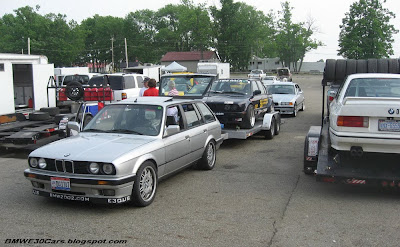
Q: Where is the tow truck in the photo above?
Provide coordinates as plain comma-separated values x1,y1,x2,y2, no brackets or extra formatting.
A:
304,58,400,187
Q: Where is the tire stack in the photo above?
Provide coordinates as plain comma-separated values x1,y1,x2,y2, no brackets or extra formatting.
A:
322,58,400,85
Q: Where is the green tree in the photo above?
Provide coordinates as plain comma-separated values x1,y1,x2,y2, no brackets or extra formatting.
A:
338,0,398,59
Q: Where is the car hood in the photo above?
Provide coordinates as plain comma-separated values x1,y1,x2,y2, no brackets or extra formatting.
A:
204,94,247,104
29,133,157,163
272,94,295,103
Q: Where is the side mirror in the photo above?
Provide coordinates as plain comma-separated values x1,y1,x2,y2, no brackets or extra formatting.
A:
67,121,81,134
254,90,261,95
164,125,180,136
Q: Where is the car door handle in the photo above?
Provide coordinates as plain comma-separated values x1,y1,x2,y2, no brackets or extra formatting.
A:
185,135,190,139
203,129,207,133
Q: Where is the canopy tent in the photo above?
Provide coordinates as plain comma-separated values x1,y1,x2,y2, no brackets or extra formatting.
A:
161,61,187,72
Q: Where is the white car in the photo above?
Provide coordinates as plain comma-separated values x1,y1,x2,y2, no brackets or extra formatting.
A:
329,73,400,154
262,76,278,86
268,82,305,117
248,69,266,79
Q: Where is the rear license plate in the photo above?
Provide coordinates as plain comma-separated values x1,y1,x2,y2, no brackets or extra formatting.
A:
378,119,400,132
308,137,319,157
51,177,71,191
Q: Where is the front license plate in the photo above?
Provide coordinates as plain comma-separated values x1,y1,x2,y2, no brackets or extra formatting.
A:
378,119,400,132
51,177,71,191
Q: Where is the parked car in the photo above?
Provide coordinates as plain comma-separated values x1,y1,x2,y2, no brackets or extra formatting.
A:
277,67,292,81
329,73,400,154
268,82,305,117
262,76,278,86
88,73,146,101
203,79,273,128
24,97,224,206
248,69,266,79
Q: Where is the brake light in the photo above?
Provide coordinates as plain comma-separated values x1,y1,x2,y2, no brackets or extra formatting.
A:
122,93,127,100
328,96,334,102
337,116,368,127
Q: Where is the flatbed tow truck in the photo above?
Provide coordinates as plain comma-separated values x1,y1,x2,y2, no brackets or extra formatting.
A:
304,58,400,187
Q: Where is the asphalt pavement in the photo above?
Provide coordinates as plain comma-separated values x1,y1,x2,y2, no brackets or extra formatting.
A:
1,74,399,247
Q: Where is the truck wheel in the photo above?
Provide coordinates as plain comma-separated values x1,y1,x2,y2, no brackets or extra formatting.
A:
324,59,336,82
356,59,368,73
388,59,399,73
131,161,157,207
265,117,275,140
65,81,84,101
40,107,60,116
335,59,347,82
346,59,357,76
242,105,255,129
29,112,50,121
367,59,378,73
197,141,216,170
377,59,389,73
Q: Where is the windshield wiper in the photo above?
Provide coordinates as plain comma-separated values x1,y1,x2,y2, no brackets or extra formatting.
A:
220,91,245,95
107,129,143,135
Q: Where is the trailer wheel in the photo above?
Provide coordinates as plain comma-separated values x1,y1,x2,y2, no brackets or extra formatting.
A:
377,59,389,73
265,117,275,140
346,59,357,76
388,59,399,73
303,138,317,175
356,59,368,73
335,59,347,82
29,112,50,121
324,59,336,82
65,81,84,101
242,104,255,129
40,107,60,116
275,117,280,135
367,59,378,73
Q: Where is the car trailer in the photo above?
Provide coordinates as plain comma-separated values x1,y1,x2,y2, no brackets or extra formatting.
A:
222,111,281,140
304,58,400,187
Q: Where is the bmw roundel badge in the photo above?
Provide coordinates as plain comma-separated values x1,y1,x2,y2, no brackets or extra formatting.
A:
388,108,395,115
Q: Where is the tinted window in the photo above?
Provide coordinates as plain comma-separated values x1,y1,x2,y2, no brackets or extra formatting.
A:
182,104,201,128
89,76,124,90
124,76,135,89
63,75,89,85
196,103,216,123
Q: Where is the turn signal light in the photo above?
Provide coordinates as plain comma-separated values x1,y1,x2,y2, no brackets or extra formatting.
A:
122,93,127,100
337,116,368,127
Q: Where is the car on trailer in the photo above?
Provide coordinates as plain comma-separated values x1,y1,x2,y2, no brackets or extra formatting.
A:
304,58,400,187
268,82,305,117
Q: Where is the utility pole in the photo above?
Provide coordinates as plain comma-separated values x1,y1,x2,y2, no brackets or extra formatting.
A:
28,37,31,55
124,38,128,68
111,36,114,73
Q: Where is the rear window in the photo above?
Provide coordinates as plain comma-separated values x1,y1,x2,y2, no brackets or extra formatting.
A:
345,78,400,98
63,75,89,85
88,76,124,90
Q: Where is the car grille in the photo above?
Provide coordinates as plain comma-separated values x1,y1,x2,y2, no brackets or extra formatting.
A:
207,103,225,112
44,159,89,174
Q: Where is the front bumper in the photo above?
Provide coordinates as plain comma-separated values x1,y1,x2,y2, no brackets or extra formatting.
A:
24,169,135,204
329,128,400,154
274,106,294,115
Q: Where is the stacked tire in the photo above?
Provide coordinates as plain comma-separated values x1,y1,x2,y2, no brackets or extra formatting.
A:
323,58,400,85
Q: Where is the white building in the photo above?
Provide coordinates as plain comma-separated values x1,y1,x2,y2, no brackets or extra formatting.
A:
248,56,324,73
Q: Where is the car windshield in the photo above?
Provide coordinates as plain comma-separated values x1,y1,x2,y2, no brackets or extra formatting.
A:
277,69,290,76
159,75,214,96
268,85,295,94
88,76,124,90
251,70,262,74
83,104,163,136
210,79,251,95
344,78,400,98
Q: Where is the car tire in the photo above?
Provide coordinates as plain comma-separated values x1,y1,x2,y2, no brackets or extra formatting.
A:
356,59,368,73
274,117,280,135
335,59,347,82
377,59,389,73
292,104,297,117
29,111,50,121
242,104,255,129
198,141,216,170
300,101,305,111
131,161,157,207
346,59,357,76
388,59,399,74
40,107,60,116
65,81,84,101
367,59,378,73
83,114,93,128
265,117,275,140
324,59,336,82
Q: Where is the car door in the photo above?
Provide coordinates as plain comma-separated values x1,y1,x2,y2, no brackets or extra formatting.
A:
181,103,208,161
250,80,267,116
256,80,271,112
163,104,191,175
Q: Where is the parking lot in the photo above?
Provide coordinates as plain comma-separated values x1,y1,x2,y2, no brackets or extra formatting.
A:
1,74,400,247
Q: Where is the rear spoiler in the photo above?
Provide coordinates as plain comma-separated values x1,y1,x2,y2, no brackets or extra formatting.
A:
343,97,400,105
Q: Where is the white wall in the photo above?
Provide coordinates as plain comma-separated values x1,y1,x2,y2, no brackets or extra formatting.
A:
0,62,16,115
32,64,56,110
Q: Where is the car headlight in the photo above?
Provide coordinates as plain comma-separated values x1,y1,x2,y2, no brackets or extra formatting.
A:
102,163,115,175
29,158,38,168
89,163,100,174
231,105,238,111
38,158,47,169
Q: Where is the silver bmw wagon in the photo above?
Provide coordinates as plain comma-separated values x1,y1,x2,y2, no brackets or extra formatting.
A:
24,97,223,206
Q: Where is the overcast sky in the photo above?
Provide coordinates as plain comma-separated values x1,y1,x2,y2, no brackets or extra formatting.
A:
1,0,399,62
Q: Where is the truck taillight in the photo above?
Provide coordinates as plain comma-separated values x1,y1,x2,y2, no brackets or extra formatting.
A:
122,93,127,100
337,116,368,127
